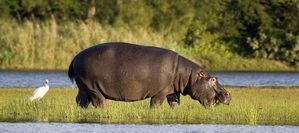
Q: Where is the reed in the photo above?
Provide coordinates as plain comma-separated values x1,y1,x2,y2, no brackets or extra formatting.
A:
0,19,295,71
0,87,298,125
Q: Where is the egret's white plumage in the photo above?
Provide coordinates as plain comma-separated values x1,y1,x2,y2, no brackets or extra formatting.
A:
30,79,49,101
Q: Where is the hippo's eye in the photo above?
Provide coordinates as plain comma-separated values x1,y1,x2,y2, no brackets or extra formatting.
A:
208,77,217,85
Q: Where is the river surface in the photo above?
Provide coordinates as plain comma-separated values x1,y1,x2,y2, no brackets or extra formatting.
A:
0,122,298,133
0,71,299,87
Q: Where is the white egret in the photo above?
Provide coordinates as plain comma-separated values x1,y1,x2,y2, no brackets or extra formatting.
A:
30,79,49,101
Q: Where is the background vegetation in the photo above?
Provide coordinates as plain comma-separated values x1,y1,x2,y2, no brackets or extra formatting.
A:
0,87,298,125
0,0,298,71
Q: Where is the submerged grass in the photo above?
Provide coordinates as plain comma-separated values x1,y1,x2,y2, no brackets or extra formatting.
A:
0,87,298,125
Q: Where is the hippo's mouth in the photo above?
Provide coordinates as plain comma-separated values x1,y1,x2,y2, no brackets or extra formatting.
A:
212,86,230,105
198,96,220,108
212,96,221,106
215,91,230,105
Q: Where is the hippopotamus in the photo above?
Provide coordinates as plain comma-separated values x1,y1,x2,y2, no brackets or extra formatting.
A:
68,42,231,108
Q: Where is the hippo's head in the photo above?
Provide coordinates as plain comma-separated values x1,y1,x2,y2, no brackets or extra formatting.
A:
189,71,231,108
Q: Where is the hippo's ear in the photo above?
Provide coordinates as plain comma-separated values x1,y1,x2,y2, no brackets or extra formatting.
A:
198,71,207,78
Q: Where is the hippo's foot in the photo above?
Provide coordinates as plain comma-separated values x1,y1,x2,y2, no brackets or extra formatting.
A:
92,102,108,109
76,99,90,108
76,92,91,108
169,102,179,108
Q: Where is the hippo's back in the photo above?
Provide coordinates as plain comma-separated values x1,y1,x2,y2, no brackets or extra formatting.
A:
72,42,179,101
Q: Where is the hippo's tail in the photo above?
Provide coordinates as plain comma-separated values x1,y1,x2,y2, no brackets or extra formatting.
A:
68,57,76,83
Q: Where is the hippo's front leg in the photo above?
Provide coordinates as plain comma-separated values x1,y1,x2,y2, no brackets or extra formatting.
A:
150,88,172,108
150,95,166,108
167,93,180,108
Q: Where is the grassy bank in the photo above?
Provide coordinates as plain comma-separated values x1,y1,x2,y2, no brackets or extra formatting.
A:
0,19,297,71
0,87,298,125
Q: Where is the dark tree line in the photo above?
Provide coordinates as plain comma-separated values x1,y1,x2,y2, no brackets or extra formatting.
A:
0,0,298,65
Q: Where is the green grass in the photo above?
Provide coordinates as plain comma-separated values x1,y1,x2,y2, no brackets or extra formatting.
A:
0,87,298,125
0,19,297,71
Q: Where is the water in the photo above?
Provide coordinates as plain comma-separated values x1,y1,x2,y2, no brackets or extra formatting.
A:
0,71,72,88
212,72,299,87
0,123,298,133
1,71,299,87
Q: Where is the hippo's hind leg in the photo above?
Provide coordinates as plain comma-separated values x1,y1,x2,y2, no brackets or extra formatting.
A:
75,78,107,108
75,79,91,108
167,93,180,108
88,89,107,108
